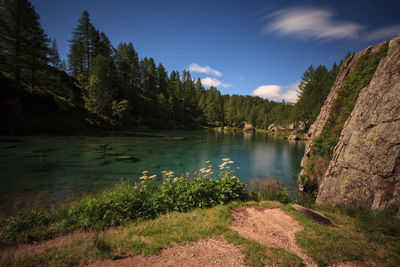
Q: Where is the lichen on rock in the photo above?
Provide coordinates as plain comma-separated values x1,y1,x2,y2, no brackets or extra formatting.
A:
298,35,400,209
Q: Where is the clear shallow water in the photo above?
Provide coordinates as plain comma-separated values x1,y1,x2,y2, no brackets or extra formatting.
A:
0,131,305,214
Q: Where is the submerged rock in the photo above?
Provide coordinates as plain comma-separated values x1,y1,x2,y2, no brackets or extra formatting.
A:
104,151,121,156
85,144,108,149
3,144,17,148
99,160,111,166
21,152,44,158
27,162,57,172
288,135,299,141
115,156,140,162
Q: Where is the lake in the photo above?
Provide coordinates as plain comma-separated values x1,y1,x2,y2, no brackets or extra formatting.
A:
0,131,305,214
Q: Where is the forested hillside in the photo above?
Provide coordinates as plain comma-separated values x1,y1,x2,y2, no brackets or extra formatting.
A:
0,0,340,134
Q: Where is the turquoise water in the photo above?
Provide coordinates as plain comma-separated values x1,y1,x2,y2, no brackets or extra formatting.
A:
0,131,304,214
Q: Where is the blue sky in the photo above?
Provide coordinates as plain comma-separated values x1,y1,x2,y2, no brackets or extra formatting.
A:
31,0,400,102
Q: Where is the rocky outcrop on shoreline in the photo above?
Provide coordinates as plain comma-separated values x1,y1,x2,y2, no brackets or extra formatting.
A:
299,35,400,209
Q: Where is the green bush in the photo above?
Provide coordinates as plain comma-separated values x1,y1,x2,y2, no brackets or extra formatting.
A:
248,178,290,204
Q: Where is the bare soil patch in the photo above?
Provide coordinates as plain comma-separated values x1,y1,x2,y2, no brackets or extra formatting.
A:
229,206,316,266
88,238,245,267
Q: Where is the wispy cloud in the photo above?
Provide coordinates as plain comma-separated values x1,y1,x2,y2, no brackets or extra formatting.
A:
201,77,232,88
262,6,400,42
188,63,222,77
263,7,363,41
365,24,400,41
252,82,299,103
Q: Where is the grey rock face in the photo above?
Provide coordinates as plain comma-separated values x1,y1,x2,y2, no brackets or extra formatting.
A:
316,36,400,208
298,44,374,184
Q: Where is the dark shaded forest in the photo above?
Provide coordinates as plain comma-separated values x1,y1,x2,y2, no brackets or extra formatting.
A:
0,0,341,134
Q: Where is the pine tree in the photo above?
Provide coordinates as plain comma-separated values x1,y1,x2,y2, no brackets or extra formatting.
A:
0,0,49,89
68,10,95,80
83,54,116,121
157,63,168,96
142,57,157,98
49,38,61,68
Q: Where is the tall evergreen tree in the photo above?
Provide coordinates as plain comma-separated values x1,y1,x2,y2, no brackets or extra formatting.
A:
0,0,49,89
49,38,61,68
83,54,116,121
68,10,95,80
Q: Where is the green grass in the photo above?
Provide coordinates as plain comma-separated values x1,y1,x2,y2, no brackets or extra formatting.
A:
283,204,400,267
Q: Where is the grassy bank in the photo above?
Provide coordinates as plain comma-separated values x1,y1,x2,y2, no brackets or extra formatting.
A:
2,200,399,267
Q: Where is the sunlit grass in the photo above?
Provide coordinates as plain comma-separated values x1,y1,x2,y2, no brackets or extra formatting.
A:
283,204,400,266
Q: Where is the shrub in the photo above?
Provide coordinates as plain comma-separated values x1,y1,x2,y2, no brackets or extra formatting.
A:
248,178,290,204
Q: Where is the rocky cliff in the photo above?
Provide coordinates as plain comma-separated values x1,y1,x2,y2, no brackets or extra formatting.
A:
298,35,400,208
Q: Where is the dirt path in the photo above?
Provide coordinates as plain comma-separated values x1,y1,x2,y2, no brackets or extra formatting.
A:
88,239,246,267
229,206,316,266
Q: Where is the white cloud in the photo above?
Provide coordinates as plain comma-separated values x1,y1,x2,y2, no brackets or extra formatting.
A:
188,63,223,77
364,24,400,41
201,77,232,88
263,7,363,40
252,82,299,103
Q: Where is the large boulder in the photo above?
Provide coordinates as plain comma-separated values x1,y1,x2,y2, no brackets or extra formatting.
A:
268,124,277,131
296,121,307,132
243,122,255,131
313,36,400,209
298,39,388,193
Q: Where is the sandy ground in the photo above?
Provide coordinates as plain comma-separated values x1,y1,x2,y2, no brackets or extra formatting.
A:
229,206,316,266
87,238,246,267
